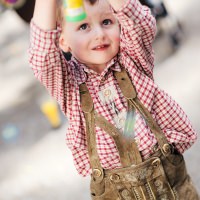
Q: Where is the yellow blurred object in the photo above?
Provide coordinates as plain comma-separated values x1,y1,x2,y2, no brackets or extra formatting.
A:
63,0,86,22
40,101,61,128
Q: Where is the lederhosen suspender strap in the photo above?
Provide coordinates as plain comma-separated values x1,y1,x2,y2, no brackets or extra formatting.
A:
79,67,172,181
113,68,172,156
79,83,104,182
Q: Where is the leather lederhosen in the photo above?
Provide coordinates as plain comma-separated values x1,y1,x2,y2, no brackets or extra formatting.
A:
79,67,199,200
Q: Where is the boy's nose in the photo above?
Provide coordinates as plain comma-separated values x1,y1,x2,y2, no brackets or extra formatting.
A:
94,26,105,40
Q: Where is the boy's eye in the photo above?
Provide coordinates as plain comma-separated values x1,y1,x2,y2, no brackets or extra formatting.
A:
102,19,112,25
79,23,88,30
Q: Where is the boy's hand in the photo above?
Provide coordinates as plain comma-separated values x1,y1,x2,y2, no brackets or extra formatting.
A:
107,0,127,11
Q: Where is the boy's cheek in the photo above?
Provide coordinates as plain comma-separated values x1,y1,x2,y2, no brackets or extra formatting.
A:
114,37,121,44
115,37,120,42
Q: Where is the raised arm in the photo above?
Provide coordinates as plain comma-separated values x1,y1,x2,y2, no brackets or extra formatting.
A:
32,0,57,30
29,0,69,113
108,0,157,79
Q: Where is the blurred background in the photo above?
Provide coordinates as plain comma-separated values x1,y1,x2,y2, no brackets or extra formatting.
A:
0,0,200,199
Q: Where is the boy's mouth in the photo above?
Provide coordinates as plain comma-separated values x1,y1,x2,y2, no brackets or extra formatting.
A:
92,44,109,50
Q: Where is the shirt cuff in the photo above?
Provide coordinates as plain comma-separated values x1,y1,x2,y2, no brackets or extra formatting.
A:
114,0,148,26
30,20,61,52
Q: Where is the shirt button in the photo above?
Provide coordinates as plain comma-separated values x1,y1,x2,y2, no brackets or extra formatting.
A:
104,89,111,97
135,138,140,145
101,77,106,82
118,117,125,126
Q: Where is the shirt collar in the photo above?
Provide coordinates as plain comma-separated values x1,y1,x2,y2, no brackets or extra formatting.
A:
70,55,122,85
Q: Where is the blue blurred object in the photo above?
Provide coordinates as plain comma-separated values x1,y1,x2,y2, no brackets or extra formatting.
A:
1,124,20,143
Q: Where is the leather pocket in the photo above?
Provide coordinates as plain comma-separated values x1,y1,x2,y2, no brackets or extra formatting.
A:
90,178,105,197
174,175,200,200
90,178,120,200
161,152,187,187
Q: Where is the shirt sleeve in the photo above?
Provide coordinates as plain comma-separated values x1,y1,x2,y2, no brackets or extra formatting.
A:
28,20,68,112
152,87,198,153
115,0,157,79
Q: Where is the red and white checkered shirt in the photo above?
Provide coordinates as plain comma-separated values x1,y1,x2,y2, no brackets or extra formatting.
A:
29,0,197,176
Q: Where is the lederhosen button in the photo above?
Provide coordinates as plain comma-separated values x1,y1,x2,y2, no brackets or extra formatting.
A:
93,168,102,178
110,173,120,182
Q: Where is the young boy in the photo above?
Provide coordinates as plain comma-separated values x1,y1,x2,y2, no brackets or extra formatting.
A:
29,0,199,199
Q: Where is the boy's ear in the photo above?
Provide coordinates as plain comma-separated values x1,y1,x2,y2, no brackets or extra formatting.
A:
59,34,70,52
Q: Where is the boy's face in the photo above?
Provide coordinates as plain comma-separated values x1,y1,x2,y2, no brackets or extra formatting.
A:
59,0,120,72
